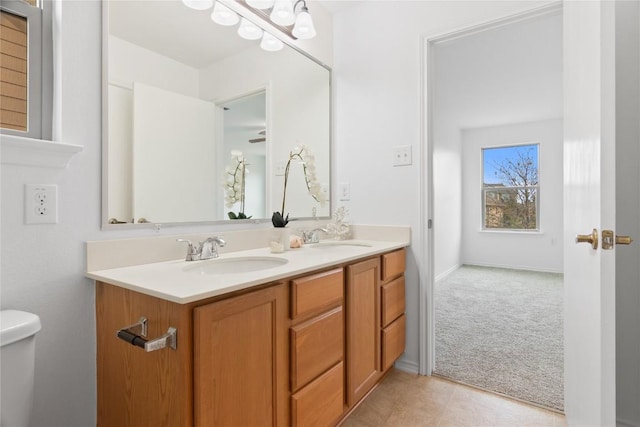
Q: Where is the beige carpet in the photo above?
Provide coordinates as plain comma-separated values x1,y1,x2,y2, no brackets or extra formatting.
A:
434,265,564,411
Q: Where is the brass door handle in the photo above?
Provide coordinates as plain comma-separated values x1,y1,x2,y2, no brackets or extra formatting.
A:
616,235,633,245
576,229,598,250
602,230,634,249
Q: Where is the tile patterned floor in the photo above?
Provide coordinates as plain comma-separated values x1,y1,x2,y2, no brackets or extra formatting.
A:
341,369,568,427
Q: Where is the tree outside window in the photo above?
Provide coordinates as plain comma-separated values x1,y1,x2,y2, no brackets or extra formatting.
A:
482,144,539,230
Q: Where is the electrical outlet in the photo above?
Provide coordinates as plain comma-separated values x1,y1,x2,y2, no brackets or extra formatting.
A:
25,184,58,224
339,182,350,201
393,145,412,166
275,161,286,176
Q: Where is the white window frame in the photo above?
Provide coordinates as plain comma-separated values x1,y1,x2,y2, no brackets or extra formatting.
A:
481,143,540,232
1,0,52,140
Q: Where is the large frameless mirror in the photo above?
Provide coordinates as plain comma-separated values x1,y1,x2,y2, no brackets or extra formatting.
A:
102,0,331,227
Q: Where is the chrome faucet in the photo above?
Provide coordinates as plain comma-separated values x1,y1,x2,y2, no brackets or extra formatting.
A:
301,227,327,244
177,236,226,261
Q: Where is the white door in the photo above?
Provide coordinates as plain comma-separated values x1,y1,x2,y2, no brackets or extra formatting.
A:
563,2,616,425
133,82,217,223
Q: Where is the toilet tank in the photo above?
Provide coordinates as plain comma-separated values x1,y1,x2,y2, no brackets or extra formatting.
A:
1,310,42,427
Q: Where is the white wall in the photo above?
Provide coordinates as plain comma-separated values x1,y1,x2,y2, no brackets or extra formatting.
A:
108,35,199,97
432,128,462,280
1,3,102,425
615,1,640,425
461,119,563,272
332,0,557,372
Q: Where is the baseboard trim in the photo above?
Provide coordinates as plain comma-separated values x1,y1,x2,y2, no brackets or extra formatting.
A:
617,417,640,427
394,358,419,374
435,264,461,282
462,262,563,274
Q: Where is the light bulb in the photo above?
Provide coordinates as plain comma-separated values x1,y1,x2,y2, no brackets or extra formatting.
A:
270,0,295,26
211,2,239,26
238,18,263,40
260,32,284,52
292,7,316,39
182,0,214,10
246,0,275,9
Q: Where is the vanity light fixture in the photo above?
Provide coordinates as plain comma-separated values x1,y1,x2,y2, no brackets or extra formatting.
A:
211,1,240,26
291,0,315,40
182,0,214,10
260,32,284,51
269,0,295,26
183,0,316,53
238,17,263,40
246,0,275,9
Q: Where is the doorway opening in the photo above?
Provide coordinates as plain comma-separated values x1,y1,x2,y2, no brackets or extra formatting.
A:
426,5,564,411
219,90,268,220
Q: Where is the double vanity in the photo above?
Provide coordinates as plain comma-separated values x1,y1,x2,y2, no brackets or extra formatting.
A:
87,226,409,426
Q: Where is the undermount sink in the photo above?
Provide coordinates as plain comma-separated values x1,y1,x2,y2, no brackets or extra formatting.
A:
183,256,288,275
310,241,373,249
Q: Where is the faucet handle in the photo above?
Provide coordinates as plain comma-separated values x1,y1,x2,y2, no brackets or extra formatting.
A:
213,236,226,246
176,239,198,261
200,236,226,259
301,229,320,244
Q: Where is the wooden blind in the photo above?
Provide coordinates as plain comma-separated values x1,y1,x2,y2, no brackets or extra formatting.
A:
0,10,28,132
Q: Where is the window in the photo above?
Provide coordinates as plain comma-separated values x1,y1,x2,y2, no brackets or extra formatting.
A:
482,144,539,230
0,0,52,139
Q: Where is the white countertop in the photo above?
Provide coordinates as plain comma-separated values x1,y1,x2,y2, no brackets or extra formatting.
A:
87,239,408,304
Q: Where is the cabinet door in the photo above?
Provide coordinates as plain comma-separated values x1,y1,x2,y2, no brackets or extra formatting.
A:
346,258,382,407
194,284,288,427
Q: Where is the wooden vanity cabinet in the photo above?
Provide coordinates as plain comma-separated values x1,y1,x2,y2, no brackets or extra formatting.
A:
96,281,289,427
96,248,407,427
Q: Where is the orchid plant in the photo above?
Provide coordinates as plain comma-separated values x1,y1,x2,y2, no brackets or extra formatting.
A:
224,150,251,220
272,144,327,227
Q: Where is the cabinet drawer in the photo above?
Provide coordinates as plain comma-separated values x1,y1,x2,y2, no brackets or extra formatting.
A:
291,362,344,427
381,276,405,327
382,314,406,371
291,268,343,320
381,249,406,282
291,307,344,391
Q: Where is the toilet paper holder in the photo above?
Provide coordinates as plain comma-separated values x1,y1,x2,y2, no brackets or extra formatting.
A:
116,317,177,352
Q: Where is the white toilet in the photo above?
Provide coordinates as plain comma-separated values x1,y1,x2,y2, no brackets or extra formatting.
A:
1,310,42,427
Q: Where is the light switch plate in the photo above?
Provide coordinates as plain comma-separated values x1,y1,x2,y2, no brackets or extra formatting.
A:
339,183,351,201
275,161,287,176
393,145,412,166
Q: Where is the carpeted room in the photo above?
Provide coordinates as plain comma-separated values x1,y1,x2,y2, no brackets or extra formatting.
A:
430,10,564,412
